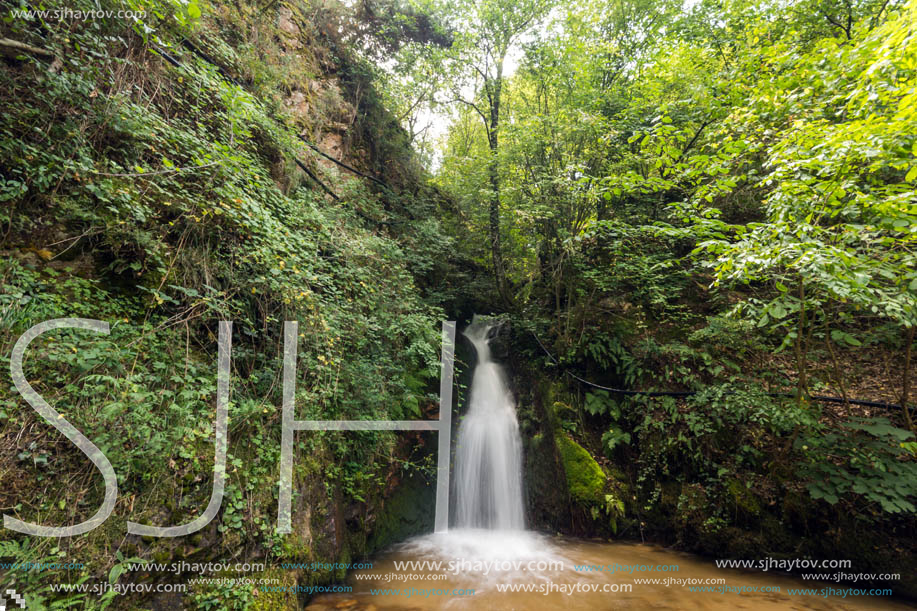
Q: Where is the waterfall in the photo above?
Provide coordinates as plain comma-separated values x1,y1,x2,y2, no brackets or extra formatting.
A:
453,316,525,530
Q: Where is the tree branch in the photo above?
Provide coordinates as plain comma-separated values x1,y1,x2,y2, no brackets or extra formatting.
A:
449,97,490,128
682,117,716,156
0,37,53,57
820,9,852,39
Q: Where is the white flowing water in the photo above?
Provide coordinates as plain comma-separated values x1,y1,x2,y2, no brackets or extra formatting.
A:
307,316,909,610
452,316,525,530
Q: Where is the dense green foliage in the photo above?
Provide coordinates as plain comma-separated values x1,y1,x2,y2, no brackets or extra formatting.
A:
418,0,916,519
1,0,452,606
380,0,917,575
2,0,916,605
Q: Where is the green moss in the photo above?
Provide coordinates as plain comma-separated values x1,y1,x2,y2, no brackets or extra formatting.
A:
335,545,352,582
367,473,434,554
248,569,300,611
555,434,605,505
726,479,761,517
281,533,311,561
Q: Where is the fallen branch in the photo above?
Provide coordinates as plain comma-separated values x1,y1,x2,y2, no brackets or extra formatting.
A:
294,158,339,200
0,37,54,57
298,136,390,190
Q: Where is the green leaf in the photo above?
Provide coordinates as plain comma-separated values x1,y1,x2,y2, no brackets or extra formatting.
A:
109,563,125,584
769,302,787,319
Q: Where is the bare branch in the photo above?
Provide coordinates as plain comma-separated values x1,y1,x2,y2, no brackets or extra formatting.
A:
448,97,490,127
0,37,53,57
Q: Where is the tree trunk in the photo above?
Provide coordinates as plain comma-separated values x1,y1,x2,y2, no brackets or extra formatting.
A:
795,280,808,401
486,65,512,309
902,326,915,433
824,320,850,417
488,150,508,305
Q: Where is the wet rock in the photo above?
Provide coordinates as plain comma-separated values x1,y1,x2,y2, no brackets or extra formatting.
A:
277,7,301,42
286,90,310,118
487,320,512,361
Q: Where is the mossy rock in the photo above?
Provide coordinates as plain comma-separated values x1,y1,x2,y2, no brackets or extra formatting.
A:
660,481,682,508
249,568,300,611
555,434,605,505
522,406,570,531
704,526,767,558
781,488,811,529
551,401,578,422
726,478,762,519
367,473,434,554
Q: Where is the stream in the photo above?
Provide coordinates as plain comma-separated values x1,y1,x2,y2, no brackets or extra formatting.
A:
306,530,909,609
311,318,908,610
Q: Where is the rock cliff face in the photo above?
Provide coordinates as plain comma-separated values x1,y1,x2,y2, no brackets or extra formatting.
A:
0,0,444,607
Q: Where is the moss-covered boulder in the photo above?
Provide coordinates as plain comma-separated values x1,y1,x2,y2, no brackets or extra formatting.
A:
726,478,762,522
367,472,434,554
555,434,605,505
249,569,300,611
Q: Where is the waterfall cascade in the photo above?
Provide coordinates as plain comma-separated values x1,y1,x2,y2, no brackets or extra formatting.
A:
308,325,912,611
452,316,526,530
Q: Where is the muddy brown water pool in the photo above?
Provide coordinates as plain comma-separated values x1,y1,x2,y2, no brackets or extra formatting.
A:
306,531,911,610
